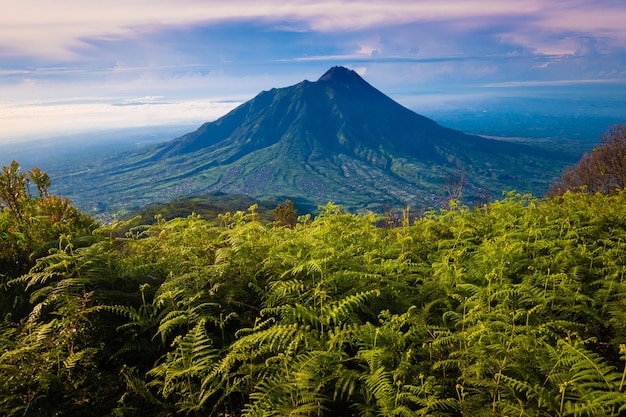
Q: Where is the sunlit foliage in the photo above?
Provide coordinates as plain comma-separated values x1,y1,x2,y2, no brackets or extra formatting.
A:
1,164,626,415
548,123,626,196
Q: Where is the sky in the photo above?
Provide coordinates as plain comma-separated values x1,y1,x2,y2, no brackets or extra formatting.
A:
1,0,626,144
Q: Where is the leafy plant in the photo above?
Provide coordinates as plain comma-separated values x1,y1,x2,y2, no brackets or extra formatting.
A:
3,165,626,416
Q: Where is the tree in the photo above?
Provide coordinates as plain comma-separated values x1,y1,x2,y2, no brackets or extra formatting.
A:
548,123,626,196
273,199,298,228
445,168,465,202
0,160,29,218
0,161,52,216
29,167,51,198
0,161,97,280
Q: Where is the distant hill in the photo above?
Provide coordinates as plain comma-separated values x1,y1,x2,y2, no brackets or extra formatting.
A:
122,193,297,226
53,66,578,216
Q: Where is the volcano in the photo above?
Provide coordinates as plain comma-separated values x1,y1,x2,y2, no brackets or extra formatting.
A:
55,66,574,214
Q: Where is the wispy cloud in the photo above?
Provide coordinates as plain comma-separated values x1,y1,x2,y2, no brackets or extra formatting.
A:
1,1,625,143
0,99,241,142
2,1,624,59
483,79,626,88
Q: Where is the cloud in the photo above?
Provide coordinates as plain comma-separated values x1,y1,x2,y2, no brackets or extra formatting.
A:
0,99,241,143
482,79,626,88
2,1,625,59
2,0,626,143
115,96,167,106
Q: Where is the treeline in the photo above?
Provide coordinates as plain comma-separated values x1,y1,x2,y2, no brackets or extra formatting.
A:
0,125,625,416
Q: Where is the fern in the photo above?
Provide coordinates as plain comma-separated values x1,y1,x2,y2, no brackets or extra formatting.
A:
242,350,339,417
63,347,98,370
148,319,218,413
323,289,381,327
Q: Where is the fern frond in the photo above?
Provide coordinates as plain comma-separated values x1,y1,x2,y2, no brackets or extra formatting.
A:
100,304,142,322
63,347,98,370
363,365,394,403
334,368,360,402
559,339,624,391
262,303,320,327
323,289,381,326
156,310,189,342
34,319,58,342
242,376,290,417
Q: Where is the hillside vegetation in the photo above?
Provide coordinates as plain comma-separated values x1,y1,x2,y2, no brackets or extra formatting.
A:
2,175,626,415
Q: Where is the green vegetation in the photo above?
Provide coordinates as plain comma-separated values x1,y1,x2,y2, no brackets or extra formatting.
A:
2,155,626,415
548,123,626,196
120,194,303,226
0,161,97,279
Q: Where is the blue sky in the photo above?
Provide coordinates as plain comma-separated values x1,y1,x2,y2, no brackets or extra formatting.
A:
1,0,625,143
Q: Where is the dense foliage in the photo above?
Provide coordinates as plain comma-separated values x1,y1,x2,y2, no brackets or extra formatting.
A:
1,184,626,416
548,123,626,196
0,160,97,280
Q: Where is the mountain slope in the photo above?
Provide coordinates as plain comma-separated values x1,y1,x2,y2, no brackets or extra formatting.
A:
54,66,576,215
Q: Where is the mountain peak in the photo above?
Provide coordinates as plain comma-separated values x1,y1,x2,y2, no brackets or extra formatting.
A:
317,66,364,84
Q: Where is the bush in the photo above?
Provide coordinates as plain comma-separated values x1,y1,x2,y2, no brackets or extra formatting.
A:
548,123,626,196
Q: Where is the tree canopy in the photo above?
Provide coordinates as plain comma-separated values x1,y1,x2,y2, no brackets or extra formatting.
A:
0,161,97,280
548,123,626,196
